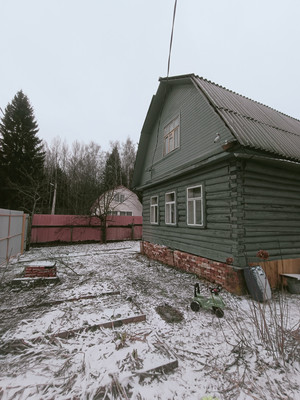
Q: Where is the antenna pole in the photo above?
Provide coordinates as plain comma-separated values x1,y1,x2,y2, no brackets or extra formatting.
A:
167,0,178,78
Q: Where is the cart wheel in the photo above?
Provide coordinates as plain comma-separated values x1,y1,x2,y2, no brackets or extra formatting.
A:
190,301,200,312
214,307,224,318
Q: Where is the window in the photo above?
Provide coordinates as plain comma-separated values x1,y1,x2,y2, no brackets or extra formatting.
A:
109,210,132,216
114,193,125,203
163,115,180,155
120,211,132,216
187,185,203,226
108,210,118,216
150,196,159,224
165,192,176,225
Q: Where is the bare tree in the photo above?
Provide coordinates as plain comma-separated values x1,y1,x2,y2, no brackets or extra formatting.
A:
42,137,136,215
7,169,49,249
91,189,116,243
66,141,105,214
44,139,105,214
8,171,45,216
91,186,138,243
44,137,70,214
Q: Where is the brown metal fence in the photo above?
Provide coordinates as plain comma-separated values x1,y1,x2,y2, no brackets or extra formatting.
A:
0,208,29,266
30,215,142,244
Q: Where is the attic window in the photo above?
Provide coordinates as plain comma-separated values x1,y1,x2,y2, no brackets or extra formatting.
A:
163,115,180,156
114,193,125,203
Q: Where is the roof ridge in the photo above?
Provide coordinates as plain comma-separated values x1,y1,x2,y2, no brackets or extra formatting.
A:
195,75,300,123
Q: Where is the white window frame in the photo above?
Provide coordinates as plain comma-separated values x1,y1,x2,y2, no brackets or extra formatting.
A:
187,185,203,226
165,191,176,225
150,195,159,224
163,115,180,156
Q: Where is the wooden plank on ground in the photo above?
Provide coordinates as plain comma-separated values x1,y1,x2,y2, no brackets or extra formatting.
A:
1,291,121,313
136,359,179,377
40,314,147,341
1,314,147,348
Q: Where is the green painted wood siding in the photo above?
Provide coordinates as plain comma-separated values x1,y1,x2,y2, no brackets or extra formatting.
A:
240,159,300,265
139,83,234,187
137,79,300,267
142,157,300,267
142,160,237,263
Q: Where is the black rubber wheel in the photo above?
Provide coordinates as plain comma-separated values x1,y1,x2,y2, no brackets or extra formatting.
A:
190,301,201,312
214,307,224,318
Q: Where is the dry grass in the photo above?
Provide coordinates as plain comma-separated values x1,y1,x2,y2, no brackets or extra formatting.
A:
223,290,300,365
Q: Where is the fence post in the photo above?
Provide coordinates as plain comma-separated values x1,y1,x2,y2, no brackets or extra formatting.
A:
130,223,134,240
6,213,11,261
21,213,26,253
26,215,32,251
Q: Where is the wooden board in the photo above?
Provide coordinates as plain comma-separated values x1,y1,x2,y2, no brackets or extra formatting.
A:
251,258,300,288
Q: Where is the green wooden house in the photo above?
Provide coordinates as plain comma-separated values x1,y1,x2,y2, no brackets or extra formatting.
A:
132,74,300,293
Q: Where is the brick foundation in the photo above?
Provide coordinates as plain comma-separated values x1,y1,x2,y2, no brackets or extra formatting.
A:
24,265,57,278
140,241,246,295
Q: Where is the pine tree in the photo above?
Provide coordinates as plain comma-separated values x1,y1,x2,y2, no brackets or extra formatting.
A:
121,137,136,188
0,90,45,211
102,145,122,191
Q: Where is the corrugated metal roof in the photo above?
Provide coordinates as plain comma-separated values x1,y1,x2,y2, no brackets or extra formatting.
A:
192,75,300,161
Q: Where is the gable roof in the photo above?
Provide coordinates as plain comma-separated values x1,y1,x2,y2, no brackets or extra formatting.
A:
97,185,137,201
133,74,300,190
92,185,142,214
159,74,300,162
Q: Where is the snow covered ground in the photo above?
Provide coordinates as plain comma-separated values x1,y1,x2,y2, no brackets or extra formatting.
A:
0,241,299,400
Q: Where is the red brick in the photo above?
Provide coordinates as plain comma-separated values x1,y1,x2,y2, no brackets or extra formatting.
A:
141,241,247,295
24,265,57,278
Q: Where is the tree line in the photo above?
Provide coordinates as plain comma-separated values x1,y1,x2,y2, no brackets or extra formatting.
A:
0,91,137,215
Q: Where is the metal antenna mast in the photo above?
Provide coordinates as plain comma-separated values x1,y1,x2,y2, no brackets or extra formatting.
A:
167,0,178,78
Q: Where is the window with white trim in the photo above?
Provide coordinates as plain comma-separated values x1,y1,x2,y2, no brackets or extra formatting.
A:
163,115,180,156
150,196,159,224
187,185,203,226
165,192,176,225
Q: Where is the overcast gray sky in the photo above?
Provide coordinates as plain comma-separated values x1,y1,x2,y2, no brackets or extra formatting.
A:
1,0,300,151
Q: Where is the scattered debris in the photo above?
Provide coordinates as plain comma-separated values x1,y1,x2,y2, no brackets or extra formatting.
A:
0,241,299,400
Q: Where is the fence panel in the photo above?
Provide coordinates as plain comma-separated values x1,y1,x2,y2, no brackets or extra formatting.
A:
0,209,29,265
31,215,142,244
